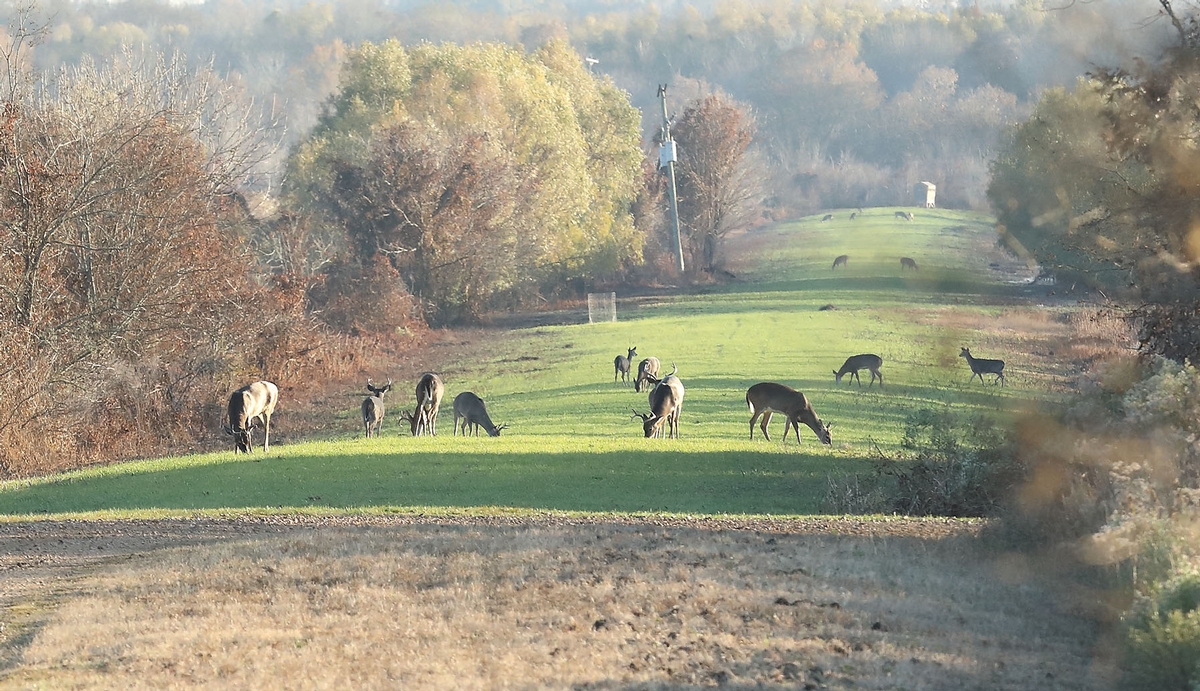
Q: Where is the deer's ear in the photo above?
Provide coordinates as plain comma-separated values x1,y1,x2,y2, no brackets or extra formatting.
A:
826,421,835,428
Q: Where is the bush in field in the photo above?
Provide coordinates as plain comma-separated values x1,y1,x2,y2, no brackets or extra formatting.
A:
1123,572,1200,691
823,407,1021,517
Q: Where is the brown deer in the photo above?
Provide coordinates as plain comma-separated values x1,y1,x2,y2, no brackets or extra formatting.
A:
832,254,848,270
894,211,914,221
849,212,857,220
361,378,392,438
746,382,832,446
632,364,684,438
960,348,1006,386
634,356,661,393
900,257,918,271
833,354,883,388
452,391,507,437
821,213,833,222
614,346,637,386
223,380,279,453
400,372,444,435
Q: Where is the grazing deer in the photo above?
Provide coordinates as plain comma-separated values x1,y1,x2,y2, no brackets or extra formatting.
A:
614,346,637,386
400,372,444,435
894,211,914,221
960,347,1006,386
746,382,832,446
849,212,857,220
832,254,848,270
900,257,918,271
821,214,833,222
834,354,884,388
223,380,279,453
362,378,392,438
453,391,507,437
632,364,684,438
634,356,661,393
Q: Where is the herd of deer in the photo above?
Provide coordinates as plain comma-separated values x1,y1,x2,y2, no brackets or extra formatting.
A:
219,346,1004,453
222,372,506,453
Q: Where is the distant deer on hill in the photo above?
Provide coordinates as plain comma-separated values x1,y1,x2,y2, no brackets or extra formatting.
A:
821,214,833,222
894,211,914,221
832,254,848,270
960,348,1006,386
849,212,857,220
223,380,278,453
614,346,637,386
900,257,918,271
362,378,392,438
833,354,883,388
746,382,832,446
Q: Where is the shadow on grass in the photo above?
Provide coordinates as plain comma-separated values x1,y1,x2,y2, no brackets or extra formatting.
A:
0,448,869,517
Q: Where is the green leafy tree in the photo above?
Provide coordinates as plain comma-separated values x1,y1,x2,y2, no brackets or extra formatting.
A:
285,39,643,322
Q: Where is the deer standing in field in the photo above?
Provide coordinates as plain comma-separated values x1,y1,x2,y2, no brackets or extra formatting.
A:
849,212,857,220
634,356,661,393
833,354,884,388
960,347,1006,386
821,214,833,222
832,254,848,270
894,211,914,221
632,364,684,438
900,257,918,271
452,391,507,437
400,372,444,435
746,382,832,446
361,378,392,438
614,346,637,386
223,380,279,453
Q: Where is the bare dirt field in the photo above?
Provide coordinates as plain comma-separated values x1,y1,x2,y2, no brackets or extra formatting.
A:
0,516,1118,689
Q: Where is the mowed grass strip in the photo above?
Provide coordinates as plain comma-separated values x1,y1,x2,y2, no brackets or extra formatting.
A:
0,209,1061,518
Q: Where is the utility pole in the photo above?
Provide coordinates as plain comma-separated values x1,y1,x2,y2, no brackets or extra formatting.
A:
658,84,685,274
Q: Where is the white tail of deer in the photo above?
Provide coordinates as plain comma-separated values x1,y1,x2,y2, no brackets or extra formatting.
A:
900,257,918,271
833,354,883,388
960,347,1005,386
632,364,684,438
400,372,444,435
614,346,637,386
634,356,661,393
362,377,392,438
223,380,279,453
453,392,507,437
746,382,832,446
832,254,848,270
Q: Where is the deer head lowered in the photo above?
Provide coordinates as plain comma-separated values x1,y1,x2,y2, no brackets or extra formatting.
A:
745,382,832,446
632,363,684,438
223,380,279,453
400,372,444,436
453,391,507,437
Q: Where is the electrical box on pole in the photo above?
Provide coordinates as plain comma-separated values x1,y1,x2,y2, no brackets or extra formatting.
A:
658,84,685,274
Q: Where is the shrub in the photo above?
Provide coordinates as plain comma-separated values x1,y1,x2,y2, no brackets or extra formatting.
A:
1123,572,1200,691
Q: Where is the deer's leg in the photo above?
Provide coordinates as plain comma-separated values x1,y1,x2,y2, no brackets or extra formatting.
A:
759,411,773,441
749,410,761,440
263,414,271,451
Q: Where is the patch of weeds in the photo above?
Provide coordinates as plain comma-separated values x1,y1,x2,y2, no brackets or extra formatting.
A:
823,408,1021,517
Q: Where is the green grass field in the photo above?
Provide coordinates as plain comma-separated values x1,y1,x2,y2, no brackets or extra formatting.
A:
0,208,1059,519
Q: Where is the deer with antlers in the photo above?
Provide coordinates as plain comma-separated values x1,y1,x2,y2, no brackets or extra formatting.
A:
400,372,444,436
632,363,684,438
223,380,279,453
